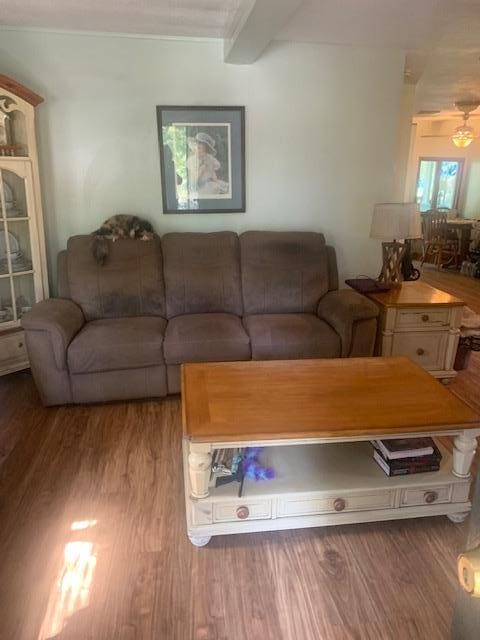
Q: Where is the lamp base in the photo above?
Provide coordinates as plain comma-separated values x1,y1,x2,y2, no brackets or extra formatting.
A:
401,239,421,281
378,241,406,288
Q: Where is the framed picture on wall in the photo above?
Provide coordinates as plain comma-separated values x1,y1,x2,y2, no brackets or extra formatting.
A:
157,106,245,214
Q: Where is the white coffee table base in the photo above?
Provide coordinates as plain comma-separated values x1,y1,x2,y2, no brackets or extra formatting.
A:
183,430,479,546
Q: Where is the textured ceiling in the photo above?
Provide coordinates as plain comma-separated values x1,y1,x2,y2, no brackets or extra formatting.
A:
277,0,480,55
412,2,480,112
0,0,246,38
277,0,439,49
278,0,480,112
1,0,479,111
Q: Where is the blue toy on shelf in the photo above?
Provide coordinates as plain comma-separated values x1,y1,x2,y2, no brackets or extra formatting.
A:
241,447,275,481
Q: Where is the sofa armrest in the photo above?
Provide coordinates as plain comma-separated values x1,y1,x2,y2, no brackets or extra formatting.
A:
317,289,379,357
22,299,84,370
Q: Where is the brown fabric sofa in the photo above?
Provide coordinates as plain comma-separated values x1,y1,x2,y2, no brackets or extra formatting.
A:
22,231,379,405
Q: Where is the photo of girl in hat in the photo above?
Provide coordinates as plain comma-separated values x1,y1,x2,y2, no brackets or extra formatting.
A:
186,129,230,198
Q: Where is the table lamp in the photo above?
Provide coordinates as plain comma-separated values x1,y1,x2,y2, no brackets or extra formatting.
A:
370,203,422,288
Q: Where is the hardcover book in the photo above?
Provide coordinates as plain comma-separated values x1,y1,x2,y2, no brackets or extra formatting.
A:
372,437,436,460
373,450,441,476
372,441,442,468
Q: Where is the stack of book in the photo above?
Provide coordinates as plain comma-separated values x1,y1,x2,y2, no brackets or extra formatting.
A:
371,437,442,476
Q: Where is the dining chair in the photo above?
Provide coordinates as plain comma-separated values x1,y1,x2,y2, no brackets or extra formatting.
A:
437,207,458,220
420,210,460,269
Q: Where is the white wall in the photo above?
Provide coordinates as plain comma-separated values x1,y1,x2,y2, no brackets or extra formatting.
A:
0,28,405,287
406,118,480,218
392,83,416,201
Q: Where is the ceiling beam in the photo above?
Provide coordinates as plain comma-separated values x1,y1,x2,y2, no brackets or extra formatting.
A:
224,0,304,65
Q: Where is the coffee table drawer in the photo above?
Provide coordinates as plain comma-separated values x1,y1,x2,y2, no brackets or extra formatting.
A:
277,490,396,517
213,500,272,523
400,485,452,507
394,308,450,329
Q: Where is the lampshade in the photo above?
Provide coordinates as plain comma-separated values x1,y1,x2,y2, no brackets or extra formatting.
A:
452,124,475,148
370,203,422,241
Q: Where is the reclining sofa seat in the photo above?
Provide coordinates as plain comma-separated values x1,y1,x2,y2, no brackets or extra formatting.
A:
22,231,378,405
161,232,250,393
24,235,168,404
241,231,342,360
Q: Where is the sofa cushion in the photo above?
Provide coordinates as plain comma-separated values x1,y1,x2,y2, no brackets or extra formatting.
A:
68,316,167,374
67,235,166,321
162,232,243,318
163,313,250,365
240,231,330,314
243,313,341,360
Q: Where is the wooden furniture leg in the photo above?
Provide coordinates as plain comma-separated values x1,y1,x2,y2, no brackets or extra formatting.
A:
420,242,430,267
188,535,212,547
453,432,478,479
188,443,212,499
448,431,479,523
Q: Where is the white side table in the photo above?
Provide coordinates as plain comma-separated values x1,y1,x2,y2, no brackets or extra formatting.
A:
365,281,464,382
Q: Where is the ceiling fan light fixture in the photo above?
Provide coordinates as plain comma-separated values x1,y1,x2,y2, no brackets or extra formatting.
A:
452,124,475,148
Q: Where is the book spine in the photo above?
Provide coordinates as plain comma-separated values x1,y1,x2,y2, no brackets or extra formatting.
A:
387,457,441,470
387,464,441,476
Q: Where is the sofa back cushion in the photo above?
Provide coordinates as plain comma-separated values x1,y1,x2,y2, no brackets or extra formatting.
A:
162,232,243,318
240,231,331,314
66,235,166,321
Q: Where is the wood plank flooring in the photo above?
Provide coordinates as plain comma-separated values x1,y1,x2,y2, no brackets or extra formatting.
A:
420,265,480,416
0,267,479,640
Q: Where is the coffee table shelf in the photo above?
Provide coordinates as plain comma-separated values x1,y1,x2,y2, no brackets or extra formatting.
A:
183,440,471,545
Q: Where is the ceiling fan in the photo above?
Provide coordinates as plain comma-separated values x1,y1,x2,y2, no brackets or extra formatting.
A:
420,101,480,148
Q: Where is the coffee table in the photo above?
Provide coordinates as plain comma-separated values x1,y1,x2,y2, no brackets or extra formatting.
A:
181,357,480,546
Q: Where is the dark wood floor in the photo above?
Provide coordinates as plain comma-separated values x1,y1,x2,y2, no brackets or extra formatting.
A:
0,268,479,640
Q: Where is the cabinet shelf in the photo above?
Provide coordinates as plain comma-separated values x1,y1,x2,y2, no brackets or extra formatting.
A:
0,319,21,330
0,269,34,279
0,155,32,162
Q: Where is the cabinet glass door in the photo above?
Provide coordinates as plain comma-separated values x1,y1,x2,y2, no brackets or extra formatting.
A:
0,164,38,326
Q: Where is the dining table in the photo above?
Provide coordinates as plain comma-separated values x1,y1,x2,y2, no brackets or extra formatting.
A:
446,218,475,265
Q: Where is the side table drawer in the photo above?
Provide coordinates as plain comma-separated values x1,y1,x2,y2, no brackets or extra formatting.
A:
277,490,396,517
391,331,447,370
395,308,450,329
213,500,272,523
400,485,452,507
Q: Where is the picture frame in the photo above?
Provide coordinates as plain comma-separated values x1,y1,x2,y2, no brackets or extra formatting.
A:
157,106,245,214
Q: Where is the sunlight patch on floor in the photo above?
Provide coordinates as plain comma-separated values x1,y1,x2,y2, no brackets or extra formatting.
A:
38,521,98,639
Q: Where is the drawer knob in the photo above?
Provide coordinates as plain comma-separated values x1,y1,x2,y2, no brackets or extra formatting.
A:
333,498,346,512
416,348,425,356
18,342,23,349
236,506,250,520
422,314,430,322
424,491,438,504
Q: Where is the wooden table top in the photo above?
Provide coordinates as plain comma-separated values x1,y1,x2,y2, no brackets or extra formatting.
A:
366,281,464,308
447,219,474,227
181,357,479,443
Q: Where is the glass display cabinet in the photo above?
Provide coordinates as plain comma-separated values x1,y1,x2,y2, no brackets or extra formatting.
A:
0,75,48,375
